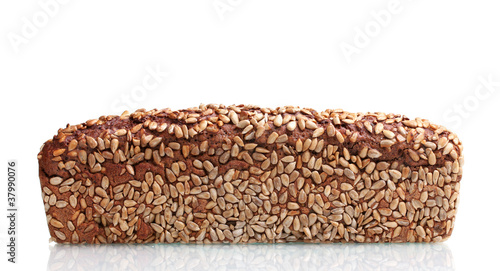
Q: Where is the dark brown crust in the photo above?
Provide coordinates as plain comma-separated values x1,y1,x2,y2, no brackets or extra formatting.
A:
38,105,463,244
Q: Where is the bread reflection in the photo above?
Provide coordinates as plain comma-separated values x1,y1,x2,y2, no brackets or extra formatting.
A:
48,243,454,271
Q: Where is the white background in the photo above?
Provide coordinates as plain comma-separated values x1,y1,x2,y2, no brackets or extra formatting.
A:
0,1,499,270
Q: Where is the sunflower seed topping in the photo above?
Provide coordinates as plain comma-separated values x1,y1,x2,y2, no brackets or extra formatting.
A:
39,104,462,244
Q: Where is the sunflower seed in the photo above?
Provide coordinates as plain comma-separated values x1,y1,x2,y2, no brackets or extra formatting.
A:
267,132,278,144
287,202,300,210
312,128,324,138
287,121,297,131
416,226,426,238
340,183,353,191
274,114,283,127
114,129,127,136
305,120,317,129
50,177,63,185
50,219,64,228
383,130,395,139
54,231,66,240
53,149,65,156
368,149,382,159
428,151,436,165
187,221,200,231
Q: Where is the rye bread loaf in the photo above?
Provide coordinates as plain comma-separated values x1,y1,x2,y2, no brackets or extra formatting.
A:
38,104,463,244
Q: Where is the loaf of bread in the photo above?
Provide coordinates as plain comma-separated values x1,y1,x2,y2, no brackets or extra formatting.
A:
38,104,463,244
